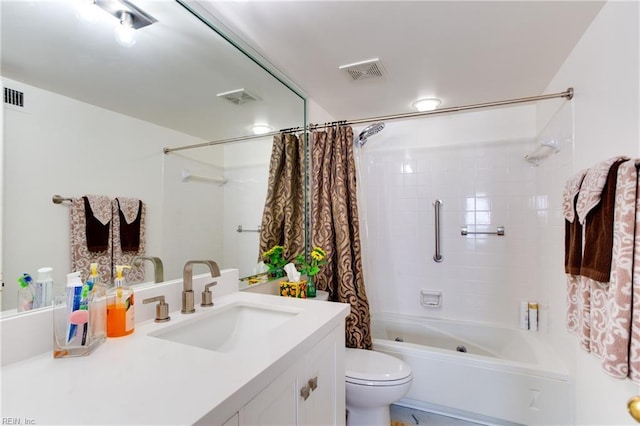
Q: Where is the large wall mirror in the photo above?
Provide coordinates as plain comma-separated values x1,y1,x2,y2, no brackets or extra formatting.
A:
1,0,306,313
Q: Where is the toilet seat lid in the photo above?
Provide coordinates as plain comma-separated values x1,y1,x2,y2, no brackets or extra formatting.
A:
345,348,412,382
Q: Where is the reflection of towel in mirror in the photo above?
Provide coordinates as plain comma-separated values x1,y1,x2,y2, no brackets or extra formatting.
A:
112,197,146,284
83,196,111,252
117,198,142,252
70,196,112,283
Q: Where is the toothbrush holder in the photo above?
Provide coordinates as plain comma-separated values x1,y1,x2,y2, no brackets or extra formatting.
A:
53,295,104,358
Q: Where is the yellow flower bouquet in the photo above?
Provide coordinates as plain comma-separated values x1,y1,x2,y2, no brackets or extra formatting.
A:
295,247,327,297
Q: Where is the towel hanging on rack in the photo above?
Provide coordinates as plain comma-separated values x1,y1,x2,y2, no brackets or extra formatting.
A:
112,197,146,284
70,195,112,283
565,157,640,382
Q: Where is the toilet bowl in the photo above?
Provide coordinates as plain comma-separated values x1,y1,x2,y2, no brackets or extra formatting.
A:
345,348,413,426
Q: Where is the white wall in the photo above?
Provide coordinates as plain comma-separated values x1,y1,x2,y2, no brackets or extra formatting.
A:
536,1,640,424
223,138,272,278
161,153,225,282
1,78,210,309
358,105,538,326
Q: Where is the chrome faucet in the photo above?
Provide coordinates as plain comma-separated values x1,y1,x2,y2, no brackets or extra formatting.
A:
182,260,221,314
133,256,164,283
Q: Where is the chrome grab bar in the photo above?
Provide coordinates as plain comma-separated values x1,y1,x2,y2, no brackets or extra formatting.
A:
433,200,443,263
460,226,505,236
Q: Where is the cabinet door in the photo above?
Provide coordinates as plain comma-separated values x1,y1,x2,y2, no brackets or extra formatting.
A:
240,365,298,426
299,326,344,426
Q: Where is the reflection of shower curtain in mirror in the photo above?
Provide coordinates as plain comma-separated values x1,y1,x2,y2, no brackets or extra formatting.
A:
311,125,372,350
259,133,305,264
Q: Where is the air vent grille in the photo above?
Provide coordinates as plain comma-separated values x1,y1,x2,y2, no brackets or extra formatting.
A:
339,58,386,82
216,88,260,105
4,87,24,107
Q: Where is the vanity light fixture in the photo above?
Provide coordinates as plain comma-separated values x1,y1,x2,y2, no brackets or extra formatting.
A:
411,98,442,112
95,0,157,46
251,124,273,135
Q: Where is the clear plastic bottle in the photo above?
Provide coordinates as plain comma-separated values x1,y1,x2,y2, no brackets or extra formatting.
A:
107,265,134,337
17,273,35,312
529,302,539,331
87,263,107,344
34,267,54,309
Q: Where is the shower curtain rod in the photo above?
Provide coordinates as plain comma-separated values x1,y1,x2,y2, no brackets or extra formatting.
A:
164,87,574,154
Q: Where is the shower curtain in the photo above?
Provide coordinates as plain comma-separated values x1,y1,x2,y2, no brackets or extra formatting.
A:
311,125,372,349
259,133,305,264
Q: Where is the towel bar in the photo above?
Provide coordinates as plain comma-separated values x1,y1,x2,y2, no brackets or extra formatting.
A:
237,225,262,233
461,226,505,236
52,194,73,204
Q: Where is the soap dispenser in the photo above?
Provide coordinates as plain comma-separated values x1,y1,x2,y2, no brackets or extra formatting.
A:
107,265,134,337
87,263,107,343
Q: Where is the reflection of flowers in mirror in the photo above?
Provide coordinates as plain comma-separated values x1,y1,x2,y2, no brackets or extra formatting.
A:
262,245,288,278
295,247,327,277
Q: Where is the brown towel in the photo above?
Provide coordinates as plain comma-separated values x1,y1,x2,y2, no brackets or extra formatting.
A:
117,198,142,252
580,160,625,282
564,194,583,275
83,196,111,252
112,198,146,284
70,197,112,283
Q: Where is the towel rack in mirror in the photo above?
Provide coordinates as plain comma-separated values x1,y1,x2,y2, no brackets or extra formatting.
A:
237,225,262,233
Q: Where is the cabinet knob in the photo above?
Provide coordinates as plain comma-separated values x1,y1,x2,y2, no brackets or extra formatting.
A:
308,376,318,391
300,385,311,401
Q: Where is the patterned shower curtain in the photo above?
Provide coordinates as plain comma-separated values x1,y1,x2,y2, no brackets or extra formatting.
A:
311,125,372,349
259,133,306,264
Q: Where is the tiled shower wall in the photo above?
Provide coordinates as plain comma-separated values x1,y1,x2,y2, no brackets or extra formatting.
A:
358,109,545,328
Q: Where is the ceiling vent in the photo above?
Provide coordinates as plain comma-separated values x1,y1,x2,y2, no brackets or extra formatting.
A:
216,88,260,105
339,58,386,82
4,87,24,108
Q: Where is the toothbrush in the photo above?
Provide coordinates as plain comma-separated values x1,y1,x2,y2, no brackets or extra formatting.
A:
79,284,90,345
67,285,83,343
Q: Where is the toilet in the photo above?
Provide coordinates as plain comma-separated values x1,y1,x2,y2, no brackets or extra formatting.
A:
345,348,413,426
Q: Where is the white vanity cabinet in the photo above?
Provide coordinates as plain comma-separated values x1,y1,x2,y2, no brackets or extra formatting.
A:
239,325,345,426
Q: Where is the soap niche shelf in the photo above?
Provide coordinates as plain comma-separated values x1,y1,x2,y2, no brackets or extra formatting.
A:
420,290,442,308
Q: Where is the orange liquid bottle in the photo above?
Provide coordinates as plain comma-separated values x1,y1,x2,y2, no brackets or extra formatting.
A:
106,265,134,337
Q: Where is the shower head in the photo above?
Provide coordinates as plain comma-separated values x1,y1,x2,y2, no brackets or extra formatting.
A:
356,122,385,146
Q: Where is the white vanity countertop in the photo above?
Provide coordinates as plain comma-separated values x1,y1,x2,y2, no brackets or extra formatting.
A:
1,291,350,425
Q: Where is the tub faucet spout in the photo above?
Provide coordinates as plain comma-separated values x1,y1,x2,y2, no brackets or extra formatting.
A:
133,256,164,283
182,260,221,314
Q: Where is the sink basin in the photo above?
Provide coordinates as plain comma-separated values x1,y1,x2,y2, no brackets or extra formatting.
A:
149,302,300,353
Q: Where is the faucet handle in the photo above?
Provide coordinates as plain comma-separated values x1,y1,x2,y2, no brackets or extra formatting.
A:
201,281,217,307
143,295,171,323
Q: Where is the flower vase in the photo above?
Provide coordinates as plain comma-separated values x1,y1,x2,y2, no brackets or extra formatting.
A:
306,275,316,298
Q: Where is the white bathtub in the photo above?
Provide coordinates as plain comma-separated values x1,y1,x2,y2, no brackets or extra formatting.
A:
371,313,571,425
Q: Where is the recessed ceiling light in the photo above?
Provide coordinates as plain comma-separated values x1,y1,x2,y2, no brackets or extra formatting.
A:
412,98,441,112
251,124,272,135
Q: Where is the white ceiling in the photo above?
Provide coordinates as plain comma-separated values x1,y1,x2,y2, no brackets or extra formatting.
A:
1,0,304,143
199,1,605,121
